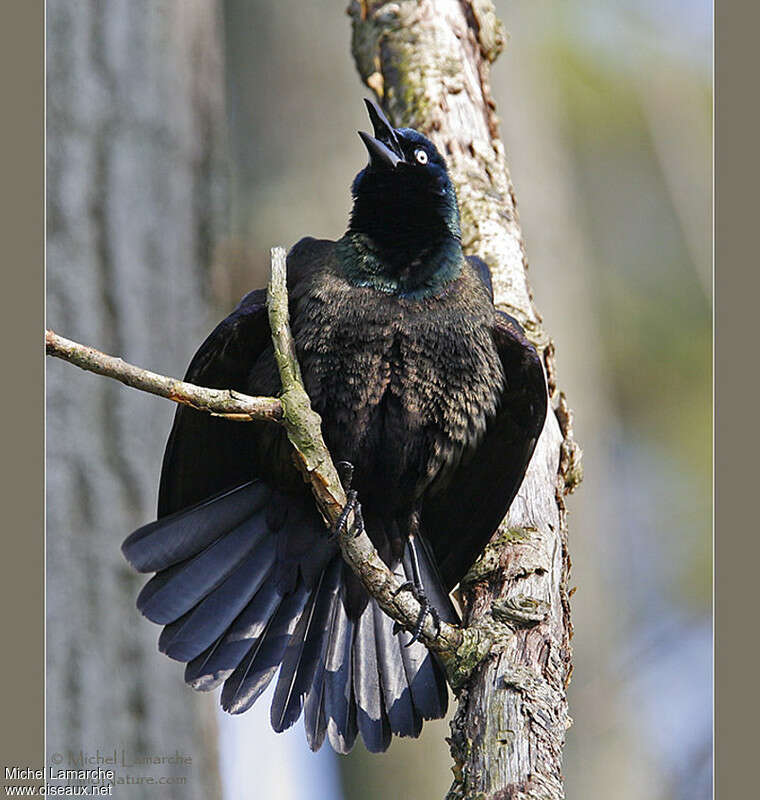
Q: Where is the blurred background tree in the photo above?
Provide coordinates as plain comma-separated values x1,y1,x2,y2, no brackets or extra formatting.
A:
47,1,711,798
46,1,226,796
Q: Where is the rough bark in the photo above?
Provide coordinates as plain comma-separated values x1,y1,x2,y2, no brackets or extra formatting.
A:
348,3,581,798
46,1,225,796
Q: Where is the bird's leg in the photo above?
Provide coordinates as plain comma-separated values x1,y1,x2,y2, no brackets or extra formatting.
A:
330,461,365,540
393,532,441,645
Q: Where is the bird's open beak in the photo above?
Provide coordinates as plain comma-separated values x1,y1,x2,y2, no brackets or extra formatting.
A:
358,98,404,170
358,130,402,170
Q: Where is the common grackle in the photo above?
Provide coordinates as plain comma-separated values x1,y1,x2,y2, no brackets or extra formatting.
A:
122,99,547,754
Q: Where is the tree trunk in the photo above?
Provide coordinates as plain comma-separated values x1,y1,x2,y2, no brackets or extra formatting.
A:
349,3,580,798
46,2,225,796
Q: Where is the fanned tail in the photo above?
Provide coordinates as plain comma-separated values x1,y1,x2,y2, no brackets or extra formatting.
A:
123,482,455,753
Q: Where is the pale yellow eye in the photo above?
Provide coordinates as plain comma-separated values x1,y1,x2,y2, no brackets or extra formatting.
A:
414,149,428,165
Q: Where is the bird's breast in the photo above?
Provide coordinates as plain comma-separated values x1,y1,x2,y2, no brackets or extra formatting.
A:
291,269,504,510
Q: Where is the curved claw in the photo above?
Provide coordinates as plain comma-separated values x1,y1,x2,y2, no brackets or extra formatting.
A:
332,489,357,537
406,600,441,646
392,582,442,645
330,459,365,541
351,501,365,538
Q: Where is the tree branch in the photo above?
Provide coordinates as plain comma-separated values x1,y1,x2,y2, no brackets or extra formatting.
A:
45,329,283,423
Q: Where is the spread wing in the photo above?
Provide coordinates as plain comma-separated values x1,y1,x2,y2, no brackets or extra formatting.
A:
157,237,334,517
421,311,548,591
157,289,271,516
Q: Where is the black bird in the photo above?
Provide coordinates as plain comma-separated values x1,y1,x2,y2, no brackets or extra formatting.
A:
122,100,547,753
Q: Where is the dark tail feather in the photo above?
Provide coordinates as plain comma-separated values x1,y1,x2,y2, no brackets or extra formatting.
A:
302,565,347,752
299,542,450,752
135,510,269,625
122,481,268,572
399,536,452,721
372,591,422,738
184,580,284,692
353,599,391,752
271,558,342,734
303,622,330,751
406,532,459,627
323,581,358,754
399,631,449,722
221,585,310,714
158,536,277,662
358,547,450,736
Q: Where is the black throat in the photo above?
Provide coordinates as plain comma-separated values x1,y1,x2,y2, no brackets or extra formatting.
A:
344,180,463,298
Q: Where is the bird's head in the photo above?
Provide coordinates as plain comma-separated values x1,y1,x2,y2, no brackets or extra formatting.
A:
342,99,463,296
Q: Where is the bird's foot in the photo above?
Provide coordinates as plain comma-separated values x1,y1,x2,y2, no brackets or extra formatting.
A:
330,461,365,541
392,580,441,645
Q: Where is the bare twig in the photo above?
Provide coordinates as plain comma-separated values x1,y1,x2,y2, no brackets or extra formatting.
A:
45,329,283,422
